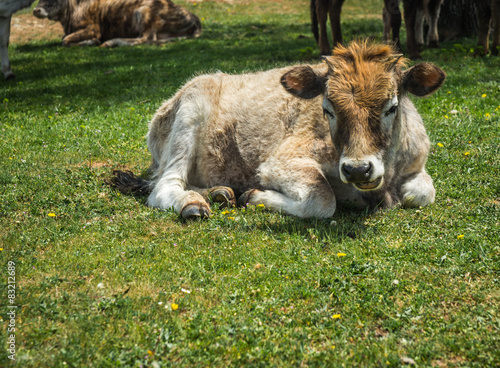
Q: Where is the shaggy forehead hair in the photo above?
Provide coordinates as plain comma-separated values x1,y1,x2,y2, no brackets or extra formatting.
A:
324,41,409,114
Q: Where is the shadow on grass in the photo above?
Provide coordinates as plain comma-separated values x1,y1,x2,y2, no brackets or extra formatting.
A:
251,205,375,242
6,18,394,111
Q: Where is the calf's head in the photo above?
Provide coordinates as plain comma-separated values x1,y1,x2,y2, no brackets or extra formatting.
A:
33,0,62,20
281,41,445,191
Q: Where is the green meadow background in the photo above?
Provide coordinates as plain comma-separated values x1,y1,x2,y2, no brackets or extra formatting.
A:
1,0,499,366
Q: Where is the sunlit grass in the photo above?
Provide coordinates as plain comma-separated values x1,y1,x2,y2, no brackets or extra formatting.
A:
1,0,499,366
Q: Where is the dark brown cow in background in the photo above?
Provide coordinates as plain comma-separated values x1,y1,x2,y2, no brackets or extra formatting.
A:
310,0,345,56
383,0,444,60
311,0,444,59
475,0,500,55
33,0,201,47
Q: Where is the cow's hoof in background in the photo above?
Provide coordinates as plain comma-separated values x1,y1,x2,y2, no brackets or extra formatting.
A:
3,72,15,80
209,187,236,208
181,202,211,220
428,40,440,48
409,52,421,60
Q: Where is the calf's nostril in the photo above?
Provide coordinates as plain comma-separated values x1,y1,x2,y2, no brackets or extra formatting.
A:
342,163,372,182
342,164,353,179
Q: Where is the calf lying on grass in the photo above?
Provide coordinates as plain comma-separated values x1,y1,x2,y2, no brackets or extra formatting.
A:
112,40,445,219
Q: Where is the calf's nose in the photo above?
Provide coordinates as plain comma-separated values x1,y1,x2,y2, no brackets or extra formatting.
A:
342,163,372,182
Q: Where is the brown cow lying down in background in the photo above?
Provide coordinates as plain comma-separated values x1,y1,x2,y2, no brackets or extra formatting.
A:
112,41,445,220
33,0,201,47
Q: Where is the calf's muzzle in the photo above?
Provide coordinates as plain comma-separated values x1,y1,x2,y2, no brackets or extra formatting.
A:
339,157,384,191
341,162,372,182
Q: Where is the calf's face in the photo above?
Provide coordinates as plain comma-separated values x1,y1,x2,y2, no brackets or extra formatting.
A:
281,43,445,191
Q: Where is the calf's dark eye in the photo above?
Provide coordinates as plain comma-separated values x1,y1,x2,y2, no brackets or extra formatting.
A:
323,109,335,119
385,105,398,116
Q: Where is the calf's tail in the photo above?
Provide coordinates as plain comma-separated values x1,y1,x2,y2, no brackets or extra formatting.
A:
109,170,153,196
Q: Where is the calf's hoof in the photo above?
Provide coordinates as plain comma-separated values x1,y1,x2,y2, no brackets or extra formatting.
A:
237,189,260,207
209,187,236,208
181,202,211,220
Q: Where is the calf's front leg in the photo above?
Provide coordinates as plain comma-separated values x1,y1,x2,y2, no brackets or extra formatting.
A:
239,158,337,219
400,170,435,207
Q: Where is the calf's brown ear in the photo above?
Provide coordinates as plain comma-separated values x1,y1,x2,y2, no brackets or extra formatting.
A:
281,66,326,99
402,63,446,97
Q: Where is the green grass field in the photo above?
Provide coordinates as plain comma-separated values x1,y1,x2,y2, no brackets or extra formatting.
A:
1,0,499,366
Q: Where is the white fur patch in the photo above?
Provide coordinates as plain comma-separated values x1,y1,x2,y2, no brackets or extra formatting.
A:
401,171,435,207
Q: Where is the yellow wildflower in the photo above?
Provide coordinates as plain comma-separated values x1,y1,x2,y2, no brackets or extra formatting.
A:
457,234,464,239
464,152,470,156
48,213,56,217
437,143,444,147
332,314,341,319
482,94,486,98
147,350,154,356
228,217,235,220
337,253,347,257
221,210,229,215
257,204,265,208
171,303,178,310
445,115,449,119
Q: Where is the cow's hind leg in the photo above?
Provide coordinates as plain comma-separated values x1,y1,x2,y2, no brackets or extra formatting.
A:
491,0,500,55
316,0,331,55
425,0,443,48
149,169,211,220
238,158,336,219
147,100,211,219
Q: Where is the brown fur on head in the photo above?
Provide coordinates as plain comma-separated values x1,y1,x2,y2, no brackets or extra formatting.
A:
323,41,408,156
324,41,408,110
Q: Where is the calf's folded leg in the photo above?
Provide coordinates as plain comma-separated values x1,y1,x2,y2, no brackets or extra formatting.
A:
400,170,435,207
239,158,336,219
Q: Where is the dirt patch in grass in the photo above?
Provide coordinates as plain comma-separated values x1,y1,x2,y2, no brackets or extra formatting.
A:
10,13,63,45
